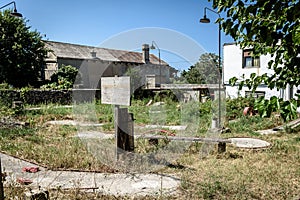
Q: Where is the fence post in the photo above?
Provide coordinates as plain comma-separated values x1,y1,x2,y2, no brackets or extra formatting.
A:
218,142,226,153
127,113,134,152
115,107,134,160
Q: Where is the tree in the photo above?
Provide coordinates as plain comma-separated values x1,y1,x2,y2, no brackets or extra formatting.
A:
181,53,220,84
0,10,48,88
211,0,300,89
211,0,300,121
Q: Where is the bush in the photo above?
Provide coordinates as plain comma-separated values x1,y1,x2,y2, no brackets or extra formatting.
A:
154,90,179,103
226,97,255,120
41,65,79,89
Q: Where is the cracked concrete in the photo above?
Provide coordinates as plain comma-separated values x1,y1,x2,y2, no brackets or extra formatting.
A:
0,153,180,197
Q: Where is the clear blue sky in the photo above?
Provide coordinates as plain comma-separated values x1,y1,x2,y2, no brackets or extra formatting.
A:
7,0,234,71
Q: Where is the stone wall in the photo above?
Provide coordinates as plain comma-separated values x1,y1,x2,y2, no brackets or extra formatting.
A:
0,89,101,106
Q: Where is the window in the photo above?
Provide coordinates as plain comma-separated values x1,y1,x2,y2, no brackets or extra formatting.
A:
245,91,265,98
243,49,260,68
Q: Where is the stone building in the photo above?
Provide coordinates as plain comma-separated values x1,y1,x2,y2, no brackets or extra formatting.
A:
43,41,176,89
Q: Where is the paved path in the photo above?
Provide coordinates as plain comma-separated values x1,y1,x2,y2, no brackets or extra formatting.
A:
0,153,180,197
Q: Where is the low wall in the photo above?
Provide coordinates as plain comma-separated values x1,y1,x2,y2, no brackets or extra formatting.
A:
0,89,101,105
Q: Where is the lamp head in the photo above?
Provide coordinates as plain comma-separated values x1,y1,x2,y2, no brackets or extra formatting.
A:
11,9,22,17
150,44,156,50
0,2,23,18
200,15,210,23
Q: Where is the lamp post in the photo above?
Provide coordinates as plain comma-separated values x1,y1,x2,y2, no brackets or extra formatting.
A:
150,41,161,88
0,1,22,17
200,7,222,128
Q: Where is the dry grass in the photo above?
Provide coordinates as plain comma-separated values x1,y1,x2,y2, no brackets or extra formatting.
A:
159,132,300,200
1,102,300,199
0,125,114,172
2,127,300,199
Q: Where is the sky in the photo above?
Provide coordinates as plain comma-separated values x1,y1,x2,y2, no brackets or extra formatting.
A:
5,0,234,71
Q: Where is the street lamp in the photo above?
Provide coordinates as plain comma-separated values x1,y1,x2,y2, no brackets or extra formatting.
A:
0,1,23,17
150,41,161,88
200,7,222,128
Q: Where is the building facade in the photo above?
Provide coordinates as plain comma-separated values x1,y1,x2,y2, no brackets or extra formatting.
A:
44,41,176,89
223,43,299,100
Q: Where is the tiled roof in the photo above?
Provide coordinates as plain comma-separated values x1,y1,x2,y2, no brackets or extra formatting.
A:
44,40,168,65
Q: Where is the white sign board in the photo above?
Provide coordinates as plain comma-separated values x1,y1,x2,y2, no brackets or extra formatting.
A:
101,76,131,106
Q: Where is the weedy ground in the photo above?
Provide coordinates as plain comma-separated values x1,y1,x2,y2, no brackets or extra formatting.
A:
0,98,299,199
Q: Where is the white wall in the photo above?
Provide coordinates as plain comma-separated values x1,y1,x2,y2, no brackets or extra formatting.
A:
225,85,280,99
223,44,274,85
223,44,298,100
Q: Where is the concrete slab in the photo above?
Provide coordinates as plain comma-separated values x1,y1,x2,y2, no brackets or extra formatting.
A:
256,128,283,135
44,120,77,126
0,153,180,197
145,125,187,131
44,120,103,127
25,105,73,111
77,131,114,139
230,138,271,149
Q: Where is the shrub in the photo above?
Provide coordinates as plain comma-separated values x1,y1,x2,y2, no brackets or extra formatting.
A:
226,97,255,120
41,65,79,89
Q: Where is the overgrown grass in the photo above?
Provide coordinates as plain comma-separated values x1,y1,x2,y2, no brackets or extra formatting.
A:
0,96,299,199
17,104,74,127
175,132,300,199
227,115,283,136
0,125,112,171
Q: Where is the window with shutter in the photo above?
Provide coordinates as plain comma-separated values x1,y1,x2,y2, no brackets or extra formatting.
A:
242,49,260,68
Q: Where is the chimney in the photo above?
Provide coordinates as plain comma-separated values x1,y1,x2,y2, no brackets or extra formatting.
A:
91,51,97,58
142,44,150,64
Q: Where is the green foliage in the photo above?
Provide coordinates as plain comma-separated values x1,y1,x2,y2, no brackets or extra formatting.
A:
212,0,300,121
19,86,32,103
280,99,299,122
254,96,279,118
255,96,299,122
0,84,15,116
230,73,300,121
228,115,276,134
0,83,12,89
132,89,154,101
41,65,79,89
128,99,150,125
199,100,212,115
226,97,255,120
229,73,270,93
211,0,300,88
153,90,179,103
0,90,13,108
0,99,14,116
0,127,34,139
0,10,48,87
181,53,221,84
96,102,114,123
